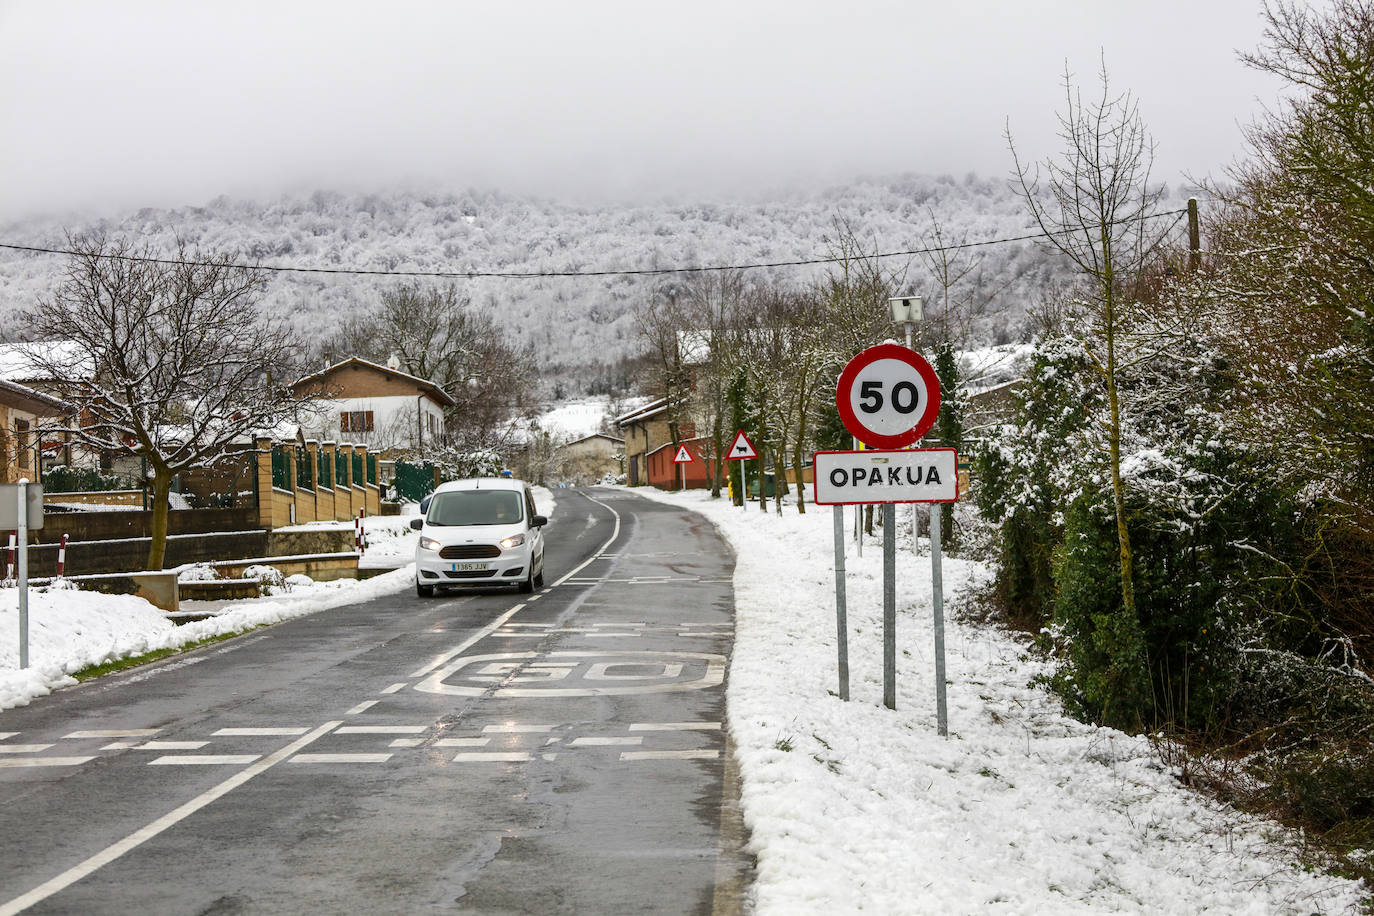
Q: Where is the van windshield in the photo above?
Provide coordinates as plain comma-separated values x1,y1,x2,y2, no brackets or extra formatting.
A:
427,490,524,527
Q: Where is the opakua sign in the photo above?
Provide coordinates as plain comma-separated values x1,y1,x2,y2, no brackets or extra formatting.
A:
813,448,957,505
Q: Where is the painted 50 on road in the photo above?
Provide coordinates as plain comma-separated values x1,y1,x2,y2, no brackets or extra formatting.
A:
812,447,959,505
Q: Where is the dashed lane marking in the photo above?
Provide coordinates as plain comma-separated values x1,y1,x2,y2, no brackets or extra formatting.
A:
62,729,160,739
569,737,643,747
148,755,262,766
0,757,96,768
629,722,723,731
336,725,426,735
620,750,721,761
483,724,556,733
380,683,407,694
213,728,309,737
345,700,379,715
290,753,392,764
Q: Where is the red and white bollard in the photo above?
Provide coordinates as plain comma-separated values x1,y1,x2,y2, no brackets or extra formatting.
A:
355,508,366,555
5,531,14,581
56,534,69,578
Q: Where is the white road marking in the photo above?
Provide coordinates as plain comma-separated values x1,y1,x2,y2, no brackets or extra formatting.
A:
629,722,724,731
569,737,643,747
415,650,725,698
100,741,141,750
148,755,262,766
0,757,95,768
290,753,392,764
380,683,407,694
620,750,721,761
62,729,160,739
389,738,425,748
345,700,379,715
408,603,527,679
212,727,309,737
0,723,343,916
0,733,16,740
136,741,210,751
435,737,491,747
0,744,53,753
336,725,426,735
452,752,530,762
482,724,555,733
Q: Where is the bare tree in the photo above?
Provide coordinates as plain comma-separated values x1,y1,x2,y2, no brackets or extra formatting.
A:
319,282,540,453
22,233,312,569
1007,58,1170,619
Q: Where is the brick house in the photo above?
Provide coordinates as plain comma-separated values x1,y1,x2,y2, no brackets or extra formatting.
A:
0,378,71,484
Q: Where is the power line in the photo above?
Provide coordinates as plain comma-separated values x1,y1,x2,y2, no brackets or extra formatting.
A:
0,208,1189,280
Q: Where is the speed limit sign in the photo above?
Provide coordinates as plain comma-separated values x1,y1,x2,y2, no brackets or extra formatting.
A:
835,343,941,448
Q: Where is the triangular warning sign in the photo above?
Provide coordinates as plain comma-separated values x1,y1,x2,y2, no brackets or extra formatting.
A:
726,430,758,460
673,445,694,463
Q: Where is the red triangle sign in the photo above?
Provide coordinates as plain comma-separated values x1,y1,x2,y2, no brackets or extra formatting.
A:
727,430,758,460
673,445,694,463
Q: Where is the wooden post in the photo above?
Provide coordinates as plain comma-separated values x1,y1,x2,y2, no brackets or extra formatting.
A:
1188,197,1201,272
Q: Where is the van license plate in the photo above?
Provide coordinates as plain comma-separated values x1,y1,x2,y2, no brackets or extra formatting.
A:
450,562,489,572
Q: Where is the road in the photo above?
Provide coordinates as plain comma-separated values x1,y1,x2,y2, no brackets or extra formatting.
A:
0,488,751,915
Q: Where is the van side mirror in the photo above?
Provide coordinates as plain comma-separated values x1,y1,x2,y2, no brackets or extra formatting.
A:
531,515,548,528
409,518,424,530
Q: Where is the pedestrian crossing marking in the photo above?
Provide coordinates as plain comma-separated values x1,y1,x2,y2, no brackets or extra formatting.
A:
0,744,54,753
290,753,392,764
213,728,308,737
148,755,261,766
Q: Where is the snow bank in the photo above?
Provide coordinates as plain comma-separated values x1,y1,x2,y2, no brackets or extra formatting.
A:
629,486,1366,915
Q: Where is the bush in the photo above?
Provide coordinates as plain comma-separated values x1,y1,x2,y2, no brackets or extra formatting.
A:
41,465,129,493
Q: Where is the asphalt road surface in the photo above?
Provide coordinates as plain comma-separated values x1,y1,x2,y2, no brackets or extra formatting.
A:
0,488,752,915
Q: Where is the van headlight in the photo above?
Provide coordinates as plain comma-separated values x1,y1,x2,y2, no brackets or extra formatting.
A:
419,536,442,551
499,533,525,550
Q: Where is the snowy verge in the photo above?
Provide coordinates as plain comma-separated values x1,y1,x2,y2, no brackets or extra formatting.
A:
626,486,1367,915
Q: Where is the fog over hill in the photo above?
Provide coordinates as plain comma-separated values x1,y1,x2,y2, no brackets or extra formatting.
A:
0,174,1076,390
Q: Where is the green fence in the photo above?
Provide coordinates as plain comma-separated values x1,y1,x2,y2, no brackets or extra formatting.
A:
352,452,364,488
296,447,312,489
335,451,347,487
366,454,377,485
271,447,290,490
392,460,438,502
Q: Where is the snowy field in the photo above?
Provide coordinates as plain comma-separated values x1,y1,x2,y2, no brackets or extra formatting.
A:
0,484,1366,912
629,486,1367,915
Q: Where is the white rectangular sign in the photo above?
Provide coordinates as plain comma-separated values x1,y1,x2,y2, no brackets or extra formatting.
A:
0,484,44,530
813,449,958,505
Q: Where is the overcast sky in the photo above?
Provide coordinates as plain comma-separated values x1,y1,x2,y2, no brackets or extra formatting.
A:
1,1,1286,220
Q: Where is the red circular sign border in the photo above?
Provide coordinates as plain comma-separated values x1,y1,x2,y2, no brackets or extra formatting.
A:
835,343,942,448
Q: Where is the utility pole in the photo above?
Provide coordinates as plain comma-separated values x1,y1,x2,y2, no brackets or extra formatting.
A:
1188,198,1201,272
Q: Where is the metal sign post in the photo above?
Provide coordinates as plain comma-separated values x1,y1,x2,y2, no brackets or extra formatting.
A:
832,506,849,701
930,503,948,736
2,481,45,670
823,342,954,726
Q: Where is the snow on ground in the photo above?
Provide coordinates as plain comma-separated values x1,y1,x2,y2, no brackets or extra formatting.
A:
628,486,1367,915
0,483,1364,911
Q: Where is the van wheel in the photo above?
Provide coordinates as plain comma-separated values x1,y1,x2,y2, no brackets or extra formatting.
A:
533,567,544,588
518,569,535,594
416,581,435,598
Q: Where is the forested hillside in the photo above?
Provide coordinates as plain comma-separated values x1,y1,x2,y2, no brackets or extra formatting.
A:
0,173,1076,384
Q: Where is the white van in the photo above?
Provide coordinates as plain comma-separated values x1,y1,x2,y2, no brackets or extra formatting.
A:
410,478,547,597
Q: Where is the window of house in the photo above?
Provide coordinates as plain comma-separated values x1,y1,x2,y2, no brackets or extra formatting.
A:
15,419,30,470
340,410,374,433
